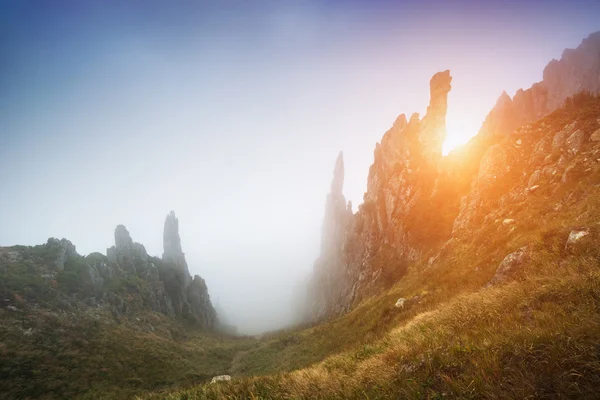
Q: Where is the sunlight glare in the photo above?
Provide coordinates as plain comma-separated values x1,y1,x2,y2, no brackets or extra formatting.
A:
443,112,482,155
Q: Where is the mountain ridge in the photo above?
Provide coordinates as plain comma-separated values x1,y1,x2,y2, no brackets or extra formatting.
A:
307,30,600,321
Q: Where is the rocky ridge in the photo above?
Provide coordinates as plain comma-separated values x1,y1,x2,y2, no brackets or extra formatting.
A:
309,31,600,321
0,211,217,329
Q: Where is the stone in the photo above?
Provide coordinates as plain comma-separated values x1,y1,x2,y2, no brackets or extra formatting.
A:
487,247,529,286
47,238,78,271
211,375,231,384
107,225,145,273
565,129,585,154
115,225,133,249
394,298,407,308
552,127,570,152
528,170,542,187
502,219,515,226
307,31,600,321
308,71,454,321
160,211,217,328
565,228,591,251
529,138,551,166
590,128,600,142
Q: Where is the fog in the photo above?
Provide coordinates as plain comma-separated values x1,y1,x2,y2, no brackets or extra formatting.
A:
1,1,599,334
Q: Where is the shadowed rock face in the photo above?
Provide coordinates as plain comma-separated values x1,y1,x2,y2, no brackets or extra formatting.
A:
103,214,216,328
1,211,217,329
158,211,217,328
309,31,600,321
309,71,454,320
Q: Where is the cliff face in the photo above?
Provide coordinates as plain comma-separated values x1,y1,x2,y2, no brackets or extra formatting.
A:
309,31,600,321
479,31,600,139
159,211,216,328
310,71,456,320
0,211,217,329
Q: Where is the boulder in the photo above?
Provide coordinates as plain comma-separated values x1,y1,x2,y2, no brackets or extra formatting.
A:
210,375,231,384
47,238,78,271
565,228,591,251
487,247,529,286
394,298,406,309
565,129,585,154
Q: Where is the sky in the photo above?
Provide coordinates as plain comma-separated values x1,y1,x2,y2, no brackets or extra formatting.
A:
1,0,599,334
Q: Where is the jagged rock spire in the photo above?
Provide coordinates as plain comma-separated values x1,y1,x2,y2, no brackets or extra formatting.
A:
421,70,452,159
320,152,350,255
114,225,133,250
163,210,184,265
331,151,345,196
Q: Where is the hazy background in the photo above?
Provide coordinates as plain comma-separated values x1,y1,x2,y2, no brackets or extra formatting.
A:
1,0,599,334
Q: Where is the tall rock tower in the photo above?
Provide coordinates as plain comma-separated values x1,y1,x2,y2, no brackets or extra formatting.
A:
308,71,454,321
160,211,217,329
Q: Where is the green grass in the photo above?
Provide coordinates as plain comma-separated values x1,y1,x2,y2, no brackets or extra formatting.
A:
0,308,257,400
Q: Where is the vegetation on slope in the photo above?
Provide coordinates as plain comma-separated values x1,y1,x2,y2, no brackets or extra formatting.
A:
140,94,600,399
0,307,256,399
2,94,600,400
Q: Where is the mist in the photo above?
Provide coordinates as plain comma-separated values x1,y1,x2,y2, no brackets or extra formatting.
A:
2,0,599,334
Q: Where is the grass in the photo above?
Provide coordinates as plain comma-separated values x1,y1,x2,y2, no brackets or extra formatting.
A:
3,94,600,399
138,94,600,399
0,308,258,400
141,247,600,399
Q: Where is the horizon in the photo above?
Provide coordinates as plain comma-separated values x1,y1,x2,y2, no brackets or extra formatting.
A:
2,0,600,334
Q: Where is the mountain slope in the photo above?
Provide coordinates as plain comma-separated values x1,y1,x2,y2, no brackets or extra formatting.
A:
308,31,600,322
0,211,223,399
144,93,600,399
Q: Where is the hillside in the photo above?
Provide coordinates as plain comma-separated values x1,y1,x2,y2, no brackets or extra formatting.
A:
143,88,600,400
2,30,600,400
308,31,600,321
142,33,600,399
0,212,225,399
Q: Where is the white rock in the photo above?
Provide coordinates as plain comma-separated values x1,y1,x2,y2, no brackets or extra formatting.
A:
528,185,540,193
394,298,406,308
502,219,515,226
566,229,590,245
211,375,232,384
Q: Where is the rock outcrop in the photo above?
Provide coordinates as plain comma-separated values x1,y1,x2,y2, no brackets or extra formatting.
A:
107,225,158,279
309,152,353,319
159,211,217,328
309,31,600,321
479,31,600,139
309,71,456,320
0,211,217,330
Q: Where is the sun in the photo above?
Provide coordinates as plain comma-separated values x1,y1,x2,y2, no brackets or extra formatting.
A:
443,113,482,155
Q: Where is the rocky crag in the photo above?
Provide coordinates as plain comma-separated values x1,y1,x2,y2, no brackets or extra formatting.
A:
0,211,217,329
309,31,600,321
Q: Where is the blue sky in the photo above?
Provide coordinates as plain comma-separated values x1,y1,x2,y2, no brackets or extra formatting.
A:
1,0,599,333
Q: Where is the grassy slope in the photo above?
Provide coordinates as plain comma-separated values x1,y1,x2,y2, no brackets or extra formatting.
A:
2,97,600,400
0,307,258,399
141,98,600,399
143,186,600,400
